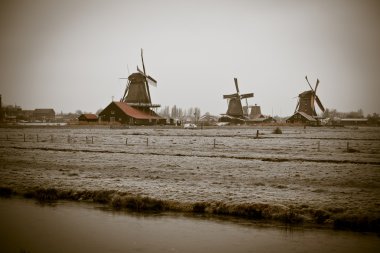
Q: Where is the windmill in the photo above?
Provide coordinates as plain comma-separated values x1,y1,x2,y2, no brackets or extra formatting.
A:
120,49,159,108
223,78,254,118
294,76,325,117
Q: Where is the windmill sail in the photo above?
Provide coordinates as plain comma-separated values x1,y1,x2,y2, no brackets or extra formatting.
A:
315,95,325,112
240,93,254,99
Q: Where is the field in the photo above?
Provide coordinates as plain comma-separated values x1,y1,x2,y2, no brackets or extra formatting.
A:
0,125,379,231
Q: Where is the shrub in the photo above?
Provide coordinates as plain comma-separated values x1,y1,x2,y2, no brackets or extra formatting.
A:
273,127,282,134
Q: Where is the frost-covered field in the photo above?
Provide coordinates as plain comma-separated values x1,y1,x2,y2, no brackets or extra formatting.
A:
1,126,379,230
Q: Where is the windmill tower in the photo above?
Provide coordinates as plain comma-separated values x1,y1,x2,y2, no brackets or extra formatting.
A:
294,76,325,117
120,49,160,112
223,78,254,118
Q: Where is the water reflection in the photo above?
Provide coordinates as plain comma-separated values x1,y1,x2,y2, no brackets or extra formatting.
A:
0,197,379,253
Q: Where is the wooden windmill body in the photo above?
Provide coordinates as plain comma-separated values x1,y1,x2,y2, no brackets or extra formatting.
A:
99,49,164,125
120,49,160,113
221,78,254,122
288,76,325,124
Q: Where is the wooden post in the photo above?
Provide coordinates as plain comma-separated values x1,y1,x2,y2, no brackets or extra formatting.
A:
146,138,149,146
256,130,259,139
213,138,216,148
126,138,128,146
86,136,88,143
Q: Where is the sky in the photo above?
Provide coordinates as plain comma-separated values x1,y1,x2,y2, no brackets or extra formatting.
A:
0,0,379,116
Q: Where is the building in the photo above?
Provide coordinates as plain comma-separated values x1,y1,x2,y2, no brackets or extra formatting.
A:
288,76,325,125
78,114,98,123
100,49,164,125
286,111,317,124
99,101,165,125
33,109,55,121
221,78,254,123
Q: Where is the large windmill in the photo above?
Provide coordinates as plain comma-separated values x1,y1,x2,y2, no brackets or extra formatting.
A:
222,78,254,119
293,76,325,117
120,49,160,110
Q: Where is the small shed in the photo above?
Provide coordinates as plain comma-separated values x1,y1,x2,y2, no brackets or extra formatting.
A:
78,114,98,123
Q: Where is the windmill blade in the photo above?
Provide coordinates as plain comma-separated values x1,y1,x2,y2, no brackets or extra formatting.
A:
138,51,152,103
315,95,325,112
305,75,315,92
147,75,157,87
137,66,145,76
240,93,254,99
314,78,320,93
223,93,239,99
141,48,146,75
234,78,240,93
137,67,157,86
121,79,131,102
294,98,300,113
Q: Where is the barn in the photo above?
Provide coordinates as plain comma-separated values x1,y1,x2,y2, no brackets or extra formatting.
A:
99,101,165,125
286,111,317,124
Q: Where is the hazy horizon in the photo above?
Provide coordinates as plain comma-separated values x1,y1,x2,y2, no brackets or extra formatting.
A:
1,0,379,116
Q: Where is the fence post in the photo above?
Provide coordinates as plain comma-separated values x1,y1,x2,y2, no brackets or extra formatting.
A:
146,138,149,146
256,130,259,139
126,138,128,146
213,138,216,148
86,136,88,143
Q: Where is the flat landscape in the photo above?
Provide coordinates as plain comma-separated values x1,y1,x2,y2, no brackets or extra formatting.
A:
1,125,379,231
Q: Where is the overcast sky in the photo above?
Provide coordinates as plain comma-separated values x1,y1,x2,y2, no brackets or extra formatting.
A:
1,0,379,116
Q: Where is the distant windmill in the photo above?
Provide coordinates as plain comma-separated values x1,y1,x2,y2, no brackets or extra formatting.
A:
294,76,325,117
120,49,158,108
223,78,254,118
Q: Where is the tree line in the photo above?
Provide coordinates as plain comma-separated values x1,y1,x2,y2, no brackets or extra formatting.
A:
158,105,201,120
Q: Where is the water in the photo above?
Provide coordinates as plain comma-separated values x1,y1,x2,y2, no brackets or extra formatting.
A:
0,198,379,253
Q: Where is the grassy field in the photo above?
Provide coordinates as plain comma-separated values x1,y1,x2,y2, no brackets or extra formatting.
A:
0,125,379,232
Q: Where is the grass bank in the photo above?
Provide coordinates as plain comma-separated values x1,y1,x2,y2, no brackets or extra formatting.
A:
0,186,379,233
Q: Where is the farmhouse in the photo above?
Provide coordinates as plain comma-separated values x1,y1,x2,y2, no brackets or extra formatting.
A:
99,101,164,125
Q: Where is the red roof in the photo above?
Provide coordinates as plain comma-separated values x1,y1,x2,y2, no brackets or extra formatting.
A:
114,102,162,120
81,114,98,120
